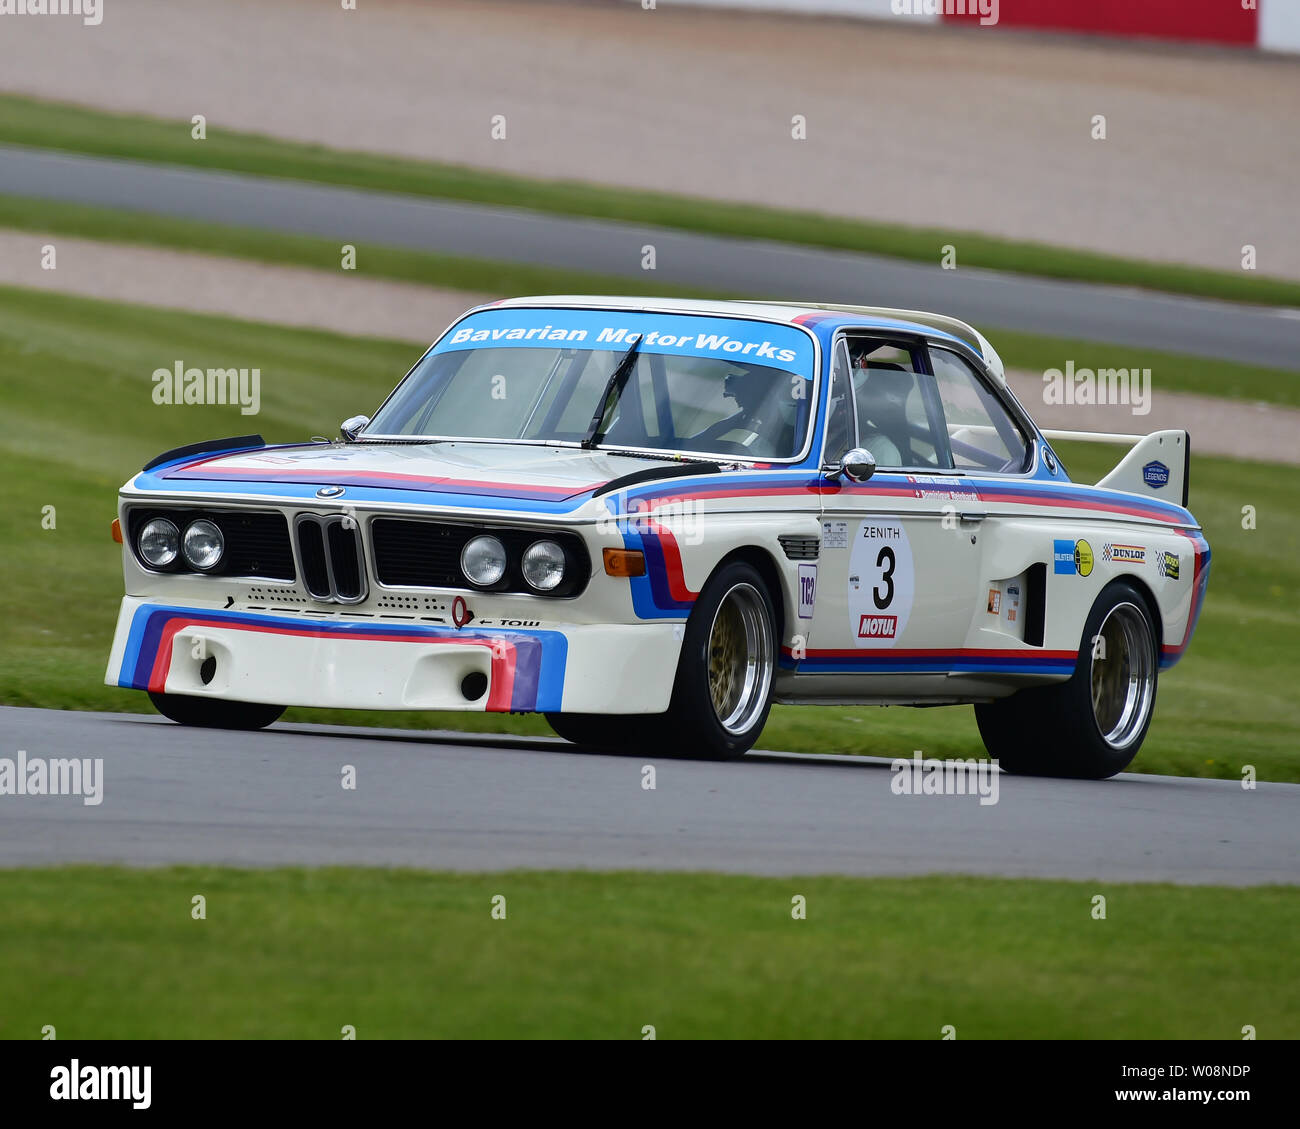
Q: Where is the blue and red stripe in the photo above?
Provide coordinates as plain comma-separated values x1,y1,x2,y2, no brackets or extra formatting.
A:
780,646,1078,676
1159,530,1211,669
162,458,600,500
621,472,1194,526
620,521,698,618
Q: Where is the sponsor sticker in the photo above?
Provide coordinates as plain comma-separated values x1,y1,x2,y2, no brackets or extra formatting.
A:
1143,460,1170,489
434,309,815,370
1005,582,1020,624
849,521,914,648
822,520,849,550
798,563,817,619
1053,539,1076,575
1074,539,1094,577
1103,543,1146,565
986,588,1001,615
1158,551,1180,580
857,614,898,640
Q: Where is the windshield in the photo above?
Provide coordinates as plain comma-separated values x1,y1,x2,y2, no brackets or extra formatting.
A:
367,309,818,460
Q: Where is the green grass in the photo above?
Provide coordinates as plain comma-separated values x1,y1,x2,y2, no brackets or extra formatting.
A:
1,286,1296,780
3,191,1297,407
2,92,1298,308
0,866,1294,1039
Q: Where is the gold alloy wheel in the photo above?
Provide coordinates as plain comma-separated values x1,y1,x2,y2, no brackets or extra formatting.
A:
1089,601,1156,750
706,582,773,735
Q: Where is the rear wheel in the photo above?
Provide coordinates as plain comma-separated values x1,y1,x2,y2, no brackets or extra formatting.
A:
149,692,285,731
975,580,1158,779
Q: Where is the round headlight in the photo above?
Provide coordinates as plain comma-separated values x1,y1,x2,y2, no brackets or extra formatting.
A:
138,518,179,568
461,535,507,587
522,540,566,592
182,519,225,571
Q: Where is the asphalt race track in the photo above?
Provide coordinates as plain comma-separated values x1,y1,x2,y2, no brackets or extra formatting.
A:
2,706,1294,885
3,146,1298,371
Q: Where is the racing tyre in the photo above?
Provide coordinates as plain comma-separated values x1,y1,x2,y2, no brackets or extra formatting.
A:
975,580,1159,779
661,560,777,760
547,562,776,759
148,692,285,731
544,712,662,753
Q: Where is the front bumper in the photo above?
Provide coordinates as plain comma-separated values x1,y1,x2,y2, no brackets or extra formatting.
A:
105,598,683,714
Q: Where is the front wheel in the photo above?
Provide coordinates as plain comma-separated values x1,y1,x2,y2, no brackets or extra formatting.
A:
661,561,777,760
975,580,1159,779
546,561,778,760
544,711,662,753
148,691,285,731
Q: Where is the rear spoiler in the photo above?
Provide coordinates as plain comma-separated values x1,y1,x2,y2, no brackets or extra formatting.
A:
1040,428,1190,508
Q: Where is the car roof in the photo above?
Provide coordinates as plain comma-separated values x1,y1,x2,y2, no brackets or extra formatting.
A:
484,295,1006,382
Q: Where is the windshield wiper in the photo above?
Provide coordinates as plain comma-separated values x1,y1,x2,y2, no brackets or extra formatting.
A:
593,447,725,465
580,336,643,449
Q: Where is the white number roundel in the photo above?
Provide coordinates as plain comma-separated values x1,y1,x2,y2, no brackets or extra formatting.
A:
847,520,914,648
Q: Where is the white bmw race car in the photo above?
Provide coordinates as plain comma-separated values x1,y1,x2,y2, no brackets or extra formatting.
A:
106,297,1210,778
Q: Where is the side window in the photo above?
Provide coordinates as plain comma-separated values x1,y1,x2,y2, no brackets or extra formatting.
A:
845,336,941,469
929,348,1029,473
823,339,857,465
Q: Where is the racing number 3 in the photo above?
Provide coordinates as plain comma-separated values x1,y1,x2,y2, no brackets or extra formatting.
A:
848,521,913,648
873,546,895,610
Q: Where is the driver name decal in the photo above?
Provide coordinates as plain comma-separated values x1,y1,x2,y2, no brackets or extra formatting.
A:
908,475,980,501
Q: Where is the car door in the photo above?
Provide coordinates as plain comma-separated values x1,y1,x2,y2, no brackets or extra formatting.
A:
925,344,1037,651
805,332,985,691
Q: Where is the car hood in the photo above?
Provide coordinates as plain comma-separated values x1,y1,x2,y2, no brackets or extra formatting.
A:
139,440,688,508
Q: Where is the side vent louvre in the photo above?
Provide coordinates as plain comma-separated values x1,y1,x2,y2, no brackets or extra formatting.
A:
778,534,820,561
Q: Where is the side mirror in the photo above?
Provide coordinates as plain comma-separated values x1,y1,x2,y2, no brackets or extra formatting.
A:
825,447,876,483
340,415,370,442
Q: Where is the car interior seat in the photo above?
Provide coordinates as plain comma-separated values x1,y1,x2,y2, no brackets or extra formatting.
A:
854,363,915,466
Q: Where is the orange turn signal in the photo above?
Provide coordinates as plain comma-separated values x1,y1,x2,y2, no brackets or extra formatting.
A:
110,518,123,544
603,548,645,578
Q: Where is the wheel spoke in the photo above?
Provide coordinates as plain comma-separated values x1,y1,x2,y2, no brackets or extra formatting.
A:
705,583,773,735
1089,602,1155,750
